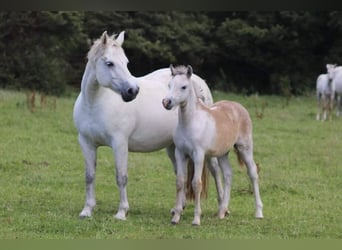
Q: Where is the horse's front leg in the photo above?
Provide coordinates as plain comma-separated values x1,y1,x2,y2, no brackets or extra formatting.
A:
79,134,97,218
191,151,206,226
171,148,187,224
112,140,129,220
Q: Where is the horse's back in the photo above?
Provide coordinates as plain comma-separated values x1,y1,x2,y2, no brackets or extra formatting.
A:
208,100,252,136
333,69,342,93
139,68,213,105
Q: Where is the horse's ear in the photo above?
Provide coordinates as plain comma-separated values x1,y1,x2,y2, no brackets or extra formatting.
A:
116,31,125,46
101,31,108,45
186,65,193,78
170,64,176,76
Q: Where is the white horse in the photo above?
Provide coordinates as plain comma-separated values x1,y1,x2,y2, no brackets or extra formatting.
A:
73,31,221,220
162,65,263,226
316,73,334,121
327,63,342,116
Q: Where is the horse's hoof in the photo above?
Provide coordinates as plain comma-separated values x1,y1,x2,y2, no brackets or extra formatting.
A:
114,211,127,220
79,209,92,218
192,222,200,226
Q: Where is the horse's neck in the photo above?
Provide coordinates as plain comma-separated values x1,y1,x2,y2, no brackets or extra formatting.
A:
179,82,199,126
80,61,101,105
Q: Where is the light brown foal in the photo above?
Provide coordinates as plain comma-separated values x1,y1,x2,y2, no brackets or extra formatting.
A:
162,65,263,226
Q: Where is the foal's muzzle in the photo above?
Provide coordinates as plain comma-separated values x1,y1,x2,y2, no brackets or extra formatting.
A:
121,86,139,102
162,98,173,110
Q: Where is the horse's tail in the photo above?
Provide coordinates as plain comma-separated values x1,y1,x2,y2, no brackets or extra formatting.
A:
186,158,209,200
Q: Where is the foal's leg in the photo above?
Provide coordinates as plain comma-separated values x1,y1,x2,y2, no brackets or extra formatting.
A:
191,151,206,226
112,139,130,220
167,144,187,212
217,152,232,219
79,134,97,218
207,157,224,206
236,143,263,218
171,148,187,224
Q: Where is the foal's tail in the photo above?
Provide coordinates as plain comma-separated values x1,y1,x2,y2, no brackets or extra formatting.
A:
186,158,209,200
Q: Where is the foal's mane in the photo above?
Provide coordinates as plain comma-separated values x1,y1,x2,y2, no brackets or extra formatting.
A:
87,33,120,62
171,65,189,76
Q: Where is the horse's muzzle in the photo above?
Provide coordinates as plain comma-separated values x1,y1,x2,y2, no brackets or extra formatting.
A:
121,86,139,102
162,98,173,110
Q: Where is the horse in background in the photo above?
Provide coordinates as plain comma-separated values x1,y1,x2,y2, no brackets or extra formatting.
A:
316,73,334,121
162,65,263,226
327,63,342,117
73,31,222,220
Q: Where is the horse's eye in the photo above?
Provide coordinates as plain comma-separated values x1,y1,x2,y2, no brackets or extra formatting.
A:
106,61,114,67
181,86,187,90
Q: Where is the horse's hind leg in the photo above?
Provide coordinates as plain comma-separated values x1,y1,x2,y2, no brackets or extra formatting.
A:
79,135,97,218
236,142,263,219
216,153,232,219
207,157,224,206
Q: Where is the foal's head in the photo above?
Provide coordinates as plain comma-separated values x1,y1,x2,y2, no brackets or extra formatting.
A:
162,65,193,110
87,31,139,102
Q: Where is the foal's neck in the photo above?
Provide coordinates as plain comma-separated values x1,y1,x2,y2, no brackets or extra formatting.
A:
179,82,199,126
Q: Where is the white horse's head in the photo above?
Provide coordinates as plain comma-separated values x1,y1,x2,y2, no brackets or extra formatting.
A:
162,65,193,110
88,31,139,102
326,63,337,81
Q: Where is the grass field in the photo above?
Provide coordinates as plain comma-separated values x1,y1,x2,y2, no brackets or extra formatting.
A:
0,89,341,239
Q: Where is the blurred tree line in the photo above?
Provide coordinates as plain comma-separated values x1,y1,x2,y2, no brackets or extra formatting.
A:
0,11,341,96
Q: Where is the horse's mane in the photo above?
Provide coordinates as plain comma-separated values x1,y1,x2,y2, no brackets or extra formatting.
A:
87,34,120,62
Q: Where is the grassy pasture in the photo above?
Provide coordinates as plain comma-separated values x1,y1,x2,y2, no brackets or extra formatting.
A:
0,89,341,239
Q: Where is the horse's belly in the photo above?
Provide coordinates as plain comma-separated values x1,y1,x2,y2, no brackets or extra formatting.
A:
128,121,176,152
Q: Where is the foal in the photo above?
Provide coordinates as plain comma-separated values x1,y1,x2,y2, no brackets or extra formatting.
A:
162,65,263,226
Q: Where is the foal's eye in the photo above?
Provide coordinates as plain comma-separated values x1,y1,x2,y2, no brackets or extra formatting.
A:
181,86,187,90
106,61,114,67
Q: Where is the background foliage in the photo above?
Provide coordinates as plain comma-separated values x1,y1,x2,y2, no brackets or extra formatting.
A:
1,11,342,95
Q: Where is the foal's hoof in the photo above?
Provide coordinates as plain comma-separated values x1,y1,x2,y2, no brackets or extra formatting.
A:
192,221,200,226
255,211,264,219
217,209,230,219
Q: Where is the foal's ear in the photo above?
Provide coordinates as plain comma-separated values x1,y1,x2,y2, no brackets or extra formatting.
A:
186,65,193,78
116,31,125,46
170,64,176,76
101,31,108,45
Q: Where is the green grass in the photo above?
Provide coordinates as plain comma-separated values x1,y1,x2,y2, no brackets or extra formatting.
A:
0,89,341,239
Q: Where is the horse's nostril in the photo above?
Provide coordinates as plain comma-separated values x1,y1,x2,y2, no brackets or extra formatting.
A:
127,87,139,96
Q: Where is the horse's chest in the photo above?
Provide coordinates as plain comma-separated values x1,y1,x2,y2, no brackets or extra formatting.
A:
75,106,117,145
